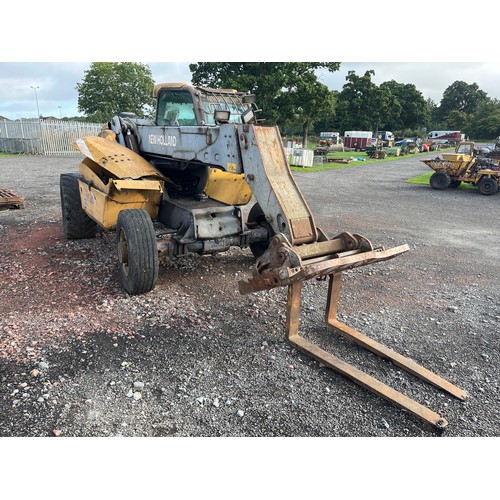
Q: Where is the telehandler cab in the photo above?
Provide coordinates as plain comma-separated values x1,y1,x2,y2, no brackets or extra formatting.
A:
61,83,467,429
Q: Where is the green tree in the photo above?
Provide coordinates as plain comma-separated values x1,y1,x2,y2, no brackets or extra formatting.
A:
431,81,490,134
335,70,401,133
76,62,155,123
443,109,469,130
276,73,336,147
439,81,488,117
189,62,340,146
427,98,440,128
380,80,431,131
312,90,339,135
466,99,500,139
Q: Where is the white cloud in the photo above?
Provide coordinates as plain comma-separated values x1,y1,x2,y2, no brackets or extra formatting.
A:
318,62,500,102
1,61,500,120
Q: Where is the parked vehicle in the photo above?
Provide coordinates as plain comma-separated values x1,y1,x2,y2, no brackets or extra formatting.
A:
319,131,341,144
395,138,418,147
314,131,343,155
375,131,394,146
422,141,500,195
427,130,463,144
343,131,373,150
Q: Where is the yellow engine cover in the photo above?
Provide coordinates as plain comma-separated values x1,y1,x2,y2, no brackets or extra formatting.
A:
78,157,163,230
204,168,253,206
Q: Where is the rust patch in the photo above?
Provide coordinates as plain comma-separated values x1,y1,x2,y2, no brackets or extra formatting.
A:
0,188,25,210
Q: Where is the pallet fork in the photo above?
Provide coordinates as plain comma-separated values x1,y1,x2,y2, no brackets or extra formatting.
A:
239,235,468,430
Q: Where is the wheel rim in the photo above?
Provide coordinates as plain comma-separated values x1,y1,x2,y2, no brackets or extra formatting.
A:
482,181,496,194
118,228,130,277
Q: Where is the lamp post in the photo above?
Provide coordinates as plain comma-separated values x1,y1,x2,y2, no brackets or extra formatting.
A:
58,106,62,119
30,85,40,118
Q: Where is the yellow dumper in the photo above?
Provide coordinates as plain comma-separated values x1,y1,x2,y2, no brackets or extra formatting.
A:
423,141,500,195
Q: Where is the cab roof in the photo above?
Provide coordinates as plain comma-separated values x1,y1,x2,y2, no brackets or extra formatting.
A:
152,82,240,98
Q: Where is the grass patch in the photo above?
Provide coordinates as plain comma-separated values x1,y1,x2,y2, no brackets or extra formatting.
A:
406,172,476,190
405,172,433,185
290,149,448,173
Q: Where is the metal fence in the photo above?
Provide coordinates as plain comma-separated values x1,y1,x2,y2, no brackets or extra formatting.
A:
0,120,103,156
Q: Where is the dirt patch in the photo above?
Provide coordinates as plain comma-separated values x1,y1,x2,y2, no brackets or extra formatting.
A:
1,154,499,440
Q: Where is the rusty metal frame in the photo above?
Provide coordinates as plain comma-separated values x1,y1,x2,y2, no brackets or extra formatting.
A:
285,273,468,430
0,188,25,210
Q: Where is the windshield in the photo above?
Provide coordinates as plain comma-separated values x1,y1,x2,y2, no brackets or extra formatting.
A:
456,143,472,155
157,90,197,126
199,92,250,125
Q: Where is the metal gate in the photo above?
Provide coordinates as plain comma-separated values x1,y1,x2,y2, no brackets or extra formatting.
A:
0,120,103,155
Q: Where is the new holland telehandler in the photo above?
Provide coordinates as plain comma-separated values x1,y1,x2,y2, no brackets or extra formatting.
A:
61,82,467,429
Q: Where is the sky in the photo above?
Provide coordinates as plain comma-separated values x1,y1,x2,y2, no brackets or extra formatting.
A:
1,61,500,121
1,0,499,122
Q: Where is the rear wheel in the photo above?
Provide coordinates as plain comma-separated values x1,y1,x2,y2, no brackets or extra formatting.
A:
60,173,98,239
477,176,498,196
247,203,273,259
116,209,158,295
429,170,451,190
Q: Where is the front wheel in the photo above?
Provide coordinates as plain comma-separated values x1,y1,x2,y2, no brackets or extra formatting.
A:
477,176,498,196
116,209,158,295
429,170,451,190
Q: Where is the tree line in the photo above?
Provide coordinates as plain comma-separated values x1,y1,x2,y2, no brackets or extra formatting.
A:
75,62,500,142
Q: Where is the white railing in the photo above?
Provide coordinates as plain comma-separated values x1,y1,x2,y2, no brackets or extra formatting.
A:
0,120,103,155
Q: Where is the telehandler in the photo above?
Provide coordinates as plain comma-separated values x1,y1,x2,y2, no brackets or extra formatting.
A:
61,83,467,429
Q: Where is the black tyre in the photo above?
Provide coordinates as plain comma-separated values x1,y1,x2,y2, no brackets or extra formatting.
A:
247,203,273,259
449,180,461,189
429,170,451,190
60,173,98,239
477,176,498,196
116,209,158,295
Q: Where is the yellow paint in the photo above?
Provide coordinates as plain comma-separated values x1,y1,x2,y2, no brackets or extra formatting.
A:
72,136,166,181
204,168,253,206
227,162,237,173
442,153,472,164
78,159,163,229
98,129,117,141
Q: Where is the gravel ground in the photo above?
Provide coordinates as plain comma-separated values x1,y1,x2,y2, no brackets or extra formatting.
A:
1,153,499,443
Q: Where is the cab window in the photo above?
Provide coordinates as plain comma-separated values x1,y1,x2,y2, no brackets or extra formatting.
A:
199,94,249,125
157,90,197,126
456,143,471,155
